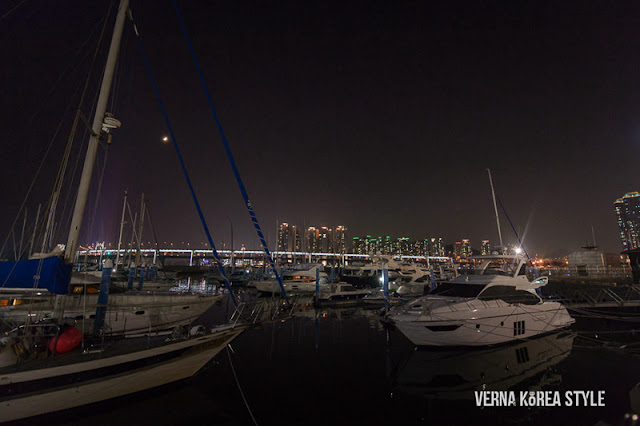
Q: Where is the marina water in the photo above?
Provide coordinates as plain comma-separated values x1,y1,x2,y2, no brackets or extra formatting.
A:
17,286,640,426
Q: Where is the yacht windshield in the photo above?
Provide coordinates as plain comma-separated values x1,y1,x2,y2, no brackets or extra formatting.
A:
428,282,486,298
480,259,521,276
477,285,541,305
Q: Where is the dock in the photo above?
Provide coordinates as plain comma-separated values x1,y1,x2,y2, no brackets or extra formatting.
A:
545,283,640,309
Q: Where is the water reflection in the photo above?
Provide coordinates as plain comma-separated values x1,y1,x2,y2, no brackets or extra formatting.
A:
631,383,640,414
394,331,574,400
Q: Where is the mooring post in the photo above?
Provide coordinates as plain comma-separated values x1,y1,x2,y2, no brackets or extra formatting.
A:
93,259,113,335
138,265,145,290
127,262,135,290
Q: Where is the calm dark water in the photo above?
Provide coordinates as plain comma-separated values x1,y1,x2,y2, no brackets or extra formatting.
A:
17,295,640,426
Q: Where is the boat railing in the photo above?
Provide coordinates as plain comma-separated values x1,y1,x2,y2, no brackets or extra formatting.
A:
546,284,640,307
6,320,61,339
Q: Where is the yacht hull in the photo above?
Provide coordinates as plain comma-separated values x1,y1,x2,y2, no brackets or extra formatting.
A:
391,302,575,347
0,325,244,422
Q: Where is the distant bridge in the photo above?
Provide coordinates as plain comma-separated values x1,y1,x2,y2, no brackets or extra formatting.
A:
75,248,451,266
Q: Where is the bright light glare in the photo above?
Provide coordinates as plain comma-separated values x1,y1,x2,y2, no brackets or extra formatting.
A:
515,248,522,254
162,136,169,142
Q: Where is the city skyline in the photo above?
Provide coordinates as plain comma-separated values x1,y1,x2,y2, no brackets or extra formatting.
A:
2,1,639,260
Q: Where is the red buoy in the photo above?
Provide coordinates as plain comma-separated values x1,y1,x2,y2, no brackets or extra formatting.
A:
49,326,82,354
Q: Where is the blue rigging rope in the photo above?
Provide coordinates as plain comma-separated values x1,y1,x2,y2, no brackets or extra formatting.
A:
129,17,238,307
172,0,289,302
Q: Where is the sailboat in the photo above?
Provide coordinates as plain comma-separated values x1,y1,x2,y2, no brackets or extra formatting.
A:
0,1,245,421
0,6,222,337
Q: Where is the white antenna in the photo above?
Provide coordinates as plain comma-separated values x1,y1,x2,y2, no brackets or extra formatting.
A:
487,169,503,247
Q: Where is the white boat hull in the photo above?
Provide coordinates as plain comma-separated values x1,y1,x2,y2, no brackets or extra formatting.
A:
391,300,575,347
0,325,244,422
1,293,222,336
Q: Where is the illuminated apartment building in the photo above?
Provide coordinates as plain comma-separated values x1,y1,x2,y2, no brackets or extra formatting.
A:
481,240,491,255
277,222,291,252
615,192,640,251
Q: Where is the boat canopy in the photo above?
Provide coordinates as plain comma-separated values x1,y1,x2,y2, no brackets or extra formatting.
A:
0,257,71,295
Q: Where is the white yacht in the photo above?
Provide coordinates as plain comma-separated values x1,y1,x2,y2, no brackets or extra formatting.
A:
254,265,329,295
396,264,458,297
387,254,575,346
315,282,371,305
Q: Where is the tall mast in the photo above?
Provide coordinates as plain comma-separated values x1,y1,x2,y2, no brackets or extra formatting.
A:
487,169,503,248
64,0,129,263
135,193,145,266
115,190,127,269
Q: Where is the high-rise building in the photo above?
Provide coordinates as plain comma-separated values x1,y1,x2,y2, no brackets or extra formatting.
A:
426,237,445,257
453,241,462,259
364,235,378,254
395,237,411,256
481,240,491,255
292,225,302,252
334,226,347,254
615,192,640,251
277,222,291,252
353,237,363,254
306,227,319,252
461,239,471,258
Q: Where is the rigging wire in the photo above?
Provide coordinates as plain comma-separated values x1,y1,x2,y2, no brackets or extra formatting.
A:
128,10,238,307
226,346,259,425
23,5,111,128
0,120,64,257
86,149,110,248
1,1,115,258
0,0,28,23
172,0,289,303
496,194,529,259
39,0,116,254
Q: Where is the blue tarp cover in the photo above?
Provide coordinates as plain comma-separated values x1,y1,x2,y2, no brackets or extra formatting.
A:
0,257,71,295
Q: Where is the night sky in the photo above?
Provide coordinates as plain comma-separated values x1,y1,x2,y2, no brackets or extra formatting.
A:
2,0,640,258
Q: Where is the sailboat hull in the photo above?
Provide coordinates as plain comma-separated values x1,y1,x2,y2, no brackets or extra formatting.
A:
0,325,244,422
1,292,222,336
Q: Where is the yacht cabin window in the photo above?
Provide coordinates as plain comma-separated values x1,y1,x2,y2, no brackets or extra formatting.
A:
428,282,486,298
477,285,540,305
